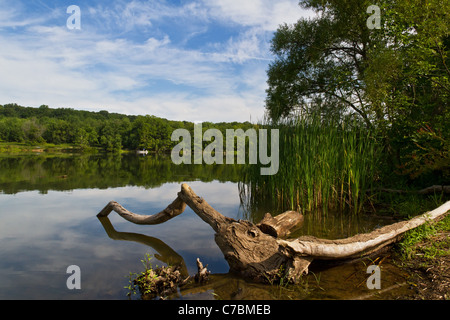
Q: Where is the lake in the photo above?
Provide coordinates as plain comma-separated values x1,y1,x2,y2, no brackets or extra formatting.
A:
0,153,412,300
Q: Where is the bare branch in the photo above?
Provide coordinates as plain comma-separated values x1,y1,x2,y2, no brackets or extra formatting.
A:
97,196,186,225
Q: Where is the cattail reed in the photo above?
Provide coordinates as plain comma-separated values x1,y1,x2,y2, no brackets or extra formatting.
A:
241,114,377,216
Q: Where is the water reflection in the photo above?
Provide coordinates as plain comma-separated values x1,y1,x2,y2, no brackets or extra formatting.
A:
0,153,391,240
0,153,413,300
97,208,412,301
0,182,241,299
0,153,244,195
98,216,189,278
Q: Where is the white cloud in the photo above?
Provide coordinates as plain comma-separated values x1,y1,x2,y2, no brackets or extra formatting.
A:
204,30,269,64
96,92,263,123
200,0,313,30
0,0,49,28
0,0,314,122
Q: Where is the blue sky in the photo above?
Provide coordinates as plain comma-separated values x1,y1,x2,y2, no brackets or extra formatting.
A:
0,0,314,123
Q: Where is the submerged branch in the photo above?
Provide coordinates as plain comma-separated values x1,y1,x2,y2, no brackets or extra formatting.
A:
368,185,450,195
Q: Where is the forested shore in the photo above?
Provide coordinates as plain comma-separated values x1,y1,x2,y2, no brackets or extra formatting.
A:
0,103,254,153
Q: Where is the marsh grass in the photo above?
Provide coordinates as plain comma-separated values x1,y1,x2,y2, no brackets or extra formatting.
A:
241,114,377,215
397,214,450,260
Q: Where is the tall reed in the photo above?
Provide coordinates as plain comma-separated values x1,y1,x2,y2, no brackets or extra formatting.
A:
241,114,377,215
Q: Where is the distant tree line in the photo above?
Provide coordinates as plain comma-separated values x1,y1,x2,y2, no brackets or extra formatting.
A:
0,103,255,153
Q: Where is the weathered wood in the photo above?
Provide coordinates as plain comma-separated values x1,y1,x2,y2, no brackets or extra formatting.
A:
194,258,210,283
177,184,235,232
417,185,450,195
97,196,186,225
368,185,450,195
214,218,287,282
278,200,450,261
256,211,304,238
97,183,450,284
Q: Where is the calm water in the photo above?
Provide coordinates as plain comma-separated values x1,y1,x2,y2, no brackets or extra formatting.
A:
0,153,412,300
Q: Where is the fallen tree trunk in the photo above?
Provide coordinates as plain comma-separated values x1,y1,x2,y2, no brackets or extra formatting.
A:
278,201,450,260
418,185,450,195
368,185,450,195
97,183,450,284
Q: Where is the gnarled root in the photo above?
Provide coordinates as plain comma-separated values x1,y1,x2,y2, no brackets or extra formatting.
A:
98,183,450,284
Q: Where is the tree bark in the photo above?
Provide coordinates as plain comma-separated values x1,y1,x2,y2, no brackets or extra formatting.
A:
97,183,450,284
194,258,210,283
97,197,186,225
368,185,450,195
279,200,450,260
256,211,304,238
417,185,450,195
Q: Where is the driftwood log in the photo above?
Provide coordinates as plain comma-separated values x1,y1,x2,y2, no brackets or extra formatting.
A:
368,185,450,195
256,211,303,238
97,183,450,284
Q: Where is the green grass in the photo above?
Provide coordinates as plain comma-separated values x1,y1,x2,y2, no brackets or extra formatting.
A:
242,114,377,215
0,141,74,152
0,141,102,154
397,214,450,261
378,191,447,217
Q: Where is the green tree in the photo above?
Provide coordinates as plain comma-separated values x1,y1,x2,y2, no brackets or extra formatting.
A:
364,0,449,179
74,126,99,151
130,116,153,150
129,116,172,152
42,119,77,144
266,0,375,125
266,0,449,183
0,117,25,142
22,118,45,144
99,121,123,153
151,117,172,152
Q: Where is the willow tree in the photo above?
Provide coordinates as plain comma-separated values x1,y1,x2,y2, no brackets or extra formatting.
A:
266,0,449,181
266,0,376,125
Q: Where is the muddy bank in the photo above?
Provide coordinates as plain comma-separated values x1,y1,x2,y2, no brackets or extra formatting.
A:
395,230,449,300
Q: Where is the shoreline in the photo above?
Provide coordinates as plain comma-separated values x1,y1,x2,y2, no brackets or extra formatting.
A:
394,215,450,300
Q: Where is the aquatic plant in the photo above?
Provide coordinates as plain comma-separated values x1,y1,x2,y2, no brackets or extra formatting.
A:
125,253,187,300
241,114,378,215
